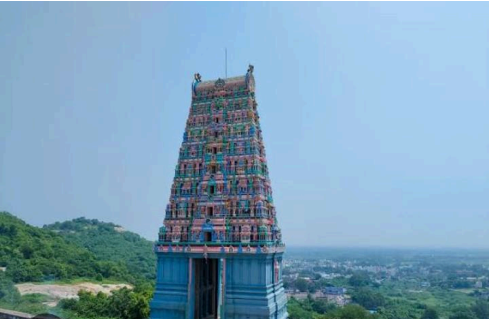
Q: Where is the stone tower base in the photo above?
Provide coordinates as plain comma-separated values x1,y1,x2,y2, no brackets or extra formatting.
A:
150,252,288,319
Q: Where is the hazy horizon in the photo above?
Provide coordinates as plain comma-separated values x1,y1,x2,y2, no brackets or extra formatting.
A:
1,2,488,248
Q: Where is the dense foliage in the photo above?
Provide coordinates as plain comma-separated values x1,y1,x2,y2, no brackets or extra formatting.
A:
44,217,156,281
1,271,153,319
0,272,54,314
288,294,489,319
349,272,372,287
0,272,19,303
0,212,133,283
351,288,386,310
421,308,440,319
288,297,379,319
58,283,153,319
0,212,156,318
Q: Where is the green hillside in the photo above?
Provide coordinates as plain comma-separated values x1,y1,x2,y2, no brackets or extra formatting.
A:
0,212,155,318
44,217,156,281
0,212,133,284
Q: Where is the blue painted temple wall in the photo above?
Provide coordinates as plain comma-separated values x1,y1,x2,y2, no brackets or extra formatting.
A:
150,253,288,319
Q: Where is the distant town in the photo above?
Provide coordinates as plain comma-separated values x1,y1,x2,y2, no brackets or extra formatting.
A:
283,247,489,318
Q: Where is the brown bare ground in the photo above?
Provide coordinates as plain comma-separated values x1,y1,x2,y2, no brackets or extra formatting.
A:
15,282,132,307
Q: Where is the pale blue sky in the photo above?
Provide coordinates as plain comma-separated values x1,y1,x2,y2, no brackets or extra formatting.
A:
1,2,489,248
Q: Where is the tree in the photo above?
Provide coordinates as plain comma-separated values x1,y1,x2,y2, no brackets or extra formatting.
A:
0,272,20,304
319,304,377,319
283,277,293,289
449,307,478,319
296,278,309,292
287,298,315,319
308,280,319,293
351,288,385,310
421,308,440,319
376,301,419,319
452,280,472,289
109,288,133,319
472,300,489,319
311,299,337,314
0,211,136,284
349,272,371,287
58,284,152,319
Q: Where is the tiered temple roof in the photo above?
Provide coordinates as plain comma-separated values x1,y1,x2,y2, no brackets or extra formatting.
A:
156,65,284,255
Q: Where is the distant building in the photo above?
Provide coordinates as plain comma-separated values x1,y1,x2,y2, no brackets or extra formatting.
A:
323,287,347,295
286,292,309,300
289,273,300,280
320,273,342,279
318,287,349,306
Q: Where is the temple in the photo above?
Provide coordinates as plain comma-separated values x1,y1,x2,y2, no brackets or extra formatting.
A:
150,66,288,319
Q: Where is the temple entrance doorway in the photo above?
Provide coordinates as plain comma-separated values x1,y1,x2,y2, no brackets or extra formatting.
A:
194,258,218,319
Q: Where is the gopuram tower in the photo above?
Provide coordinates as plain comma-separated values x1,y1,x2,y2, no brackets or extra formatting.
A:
150,66,287,319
